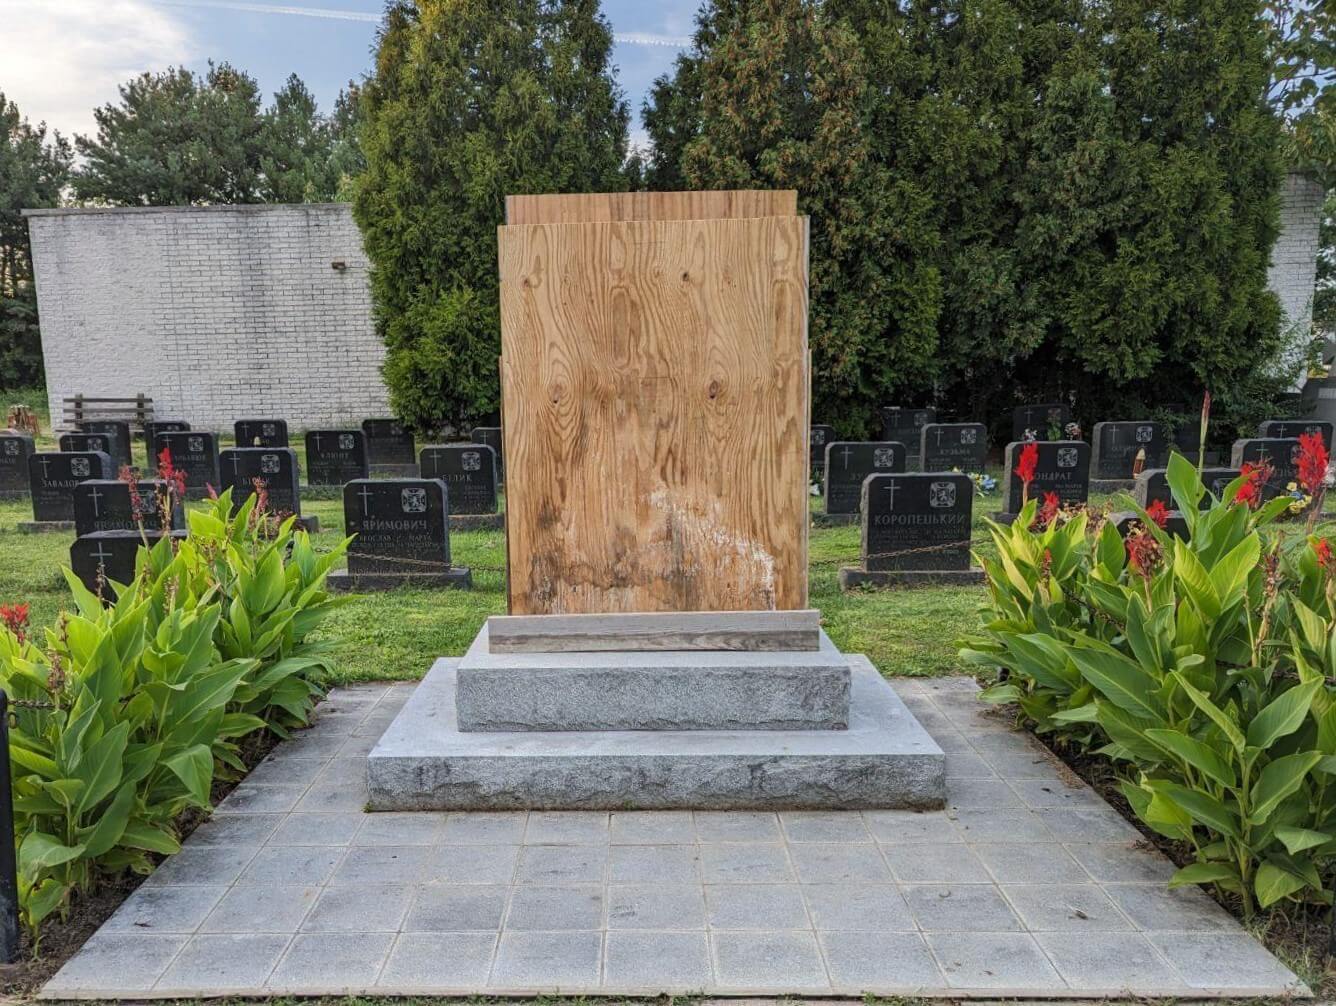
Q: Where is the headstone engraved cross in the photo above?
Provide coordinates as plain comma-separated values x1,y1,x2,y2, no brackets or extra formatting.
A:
820,441,906,521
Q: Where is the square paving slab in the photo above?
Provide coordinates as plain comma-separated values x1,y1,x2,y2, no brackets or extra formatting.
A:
41,677,1309,1000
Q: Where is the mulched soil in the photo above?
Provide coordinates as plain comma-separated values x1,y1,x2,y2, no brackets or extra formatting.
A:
0,727,281,998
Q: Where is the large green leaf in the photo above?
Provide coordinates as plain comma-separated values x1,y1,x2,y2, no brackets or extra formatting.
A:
119,821,182,855
1250,752,1322,825
1168,862,1240,889
18,833,86,880
1070,646,1161,720
1255,861,1310,907
1276,825,1333,855
73,721,130,815
1160,783,1241,839
1173,673,1246,752
1247,680,1321,749
1144,729,1236,788
164,744,214,807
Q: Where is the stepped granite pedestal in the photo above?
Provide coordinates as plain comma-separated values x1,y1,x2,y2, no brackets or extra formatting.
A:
367,618,945,811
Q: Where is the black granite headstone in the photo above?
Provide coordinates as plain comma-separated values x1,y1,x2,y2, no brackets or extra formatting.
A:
419,445,498,514
1257,419,1334,452
154,432,220,499
73,480,182,536
70,530,186,594
144,421,191,469
881,408,936,452
471,427,504,481
343,478,452,575
1112,510,1191,541
27,451,113,521
1230,438,1301,502
862,472,973,571
1134,468,1239,511
1012,403,1072,442
75,421,132,471
306,430,370,485
823,442,907,515
218,447,301,515
234,419,289,448
0,433,35,494
810,425,837,475
920,423,988,472
59,433,113,455
1091,421,1170,480
1001,440,1091,515
362,418,416,466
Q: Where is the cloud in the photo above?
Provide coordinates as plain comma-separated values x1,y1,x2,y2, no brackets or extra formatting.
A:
0,0,193,141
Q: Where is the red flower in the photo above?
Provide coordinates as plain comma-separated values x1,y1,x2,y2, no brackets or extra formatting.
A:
1145,498,1170,529
158,447,188,500
1126,529,1162,577
1235,461,1270,510
118,465,144,524
1315,538,1334,574
1038,491,1061,527
1015,442,1039,487
0,602,31,644
1296,432,1330,496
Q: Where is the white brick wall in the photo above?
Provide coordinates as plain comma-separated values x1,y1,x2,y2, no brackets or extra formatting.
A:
24,203,390,430
1269,171,1325,392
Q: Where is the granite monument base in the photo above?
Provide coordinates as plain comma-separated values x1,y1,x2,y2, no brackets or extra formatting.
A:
1090,478,1136,494
838,565,986,590
18,520,74,534
811,511,859,527
327,567,473,593
450,513,504,531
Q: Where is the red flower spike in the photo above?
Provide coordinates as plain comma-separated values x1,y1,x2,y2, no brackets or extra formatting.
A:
1145,499,1170,529
1015,442,1039,487
1235,461,1270,510
0,602,31,644
1296,432,1330,496
1126,530,1162,577
1038,491,1061,528
1314,538,1334,574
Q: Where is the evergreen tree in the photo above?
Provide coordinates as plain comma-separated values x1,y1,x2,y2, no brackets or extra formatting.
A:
353,0,631,432
260,74,341,202
0,92,71,389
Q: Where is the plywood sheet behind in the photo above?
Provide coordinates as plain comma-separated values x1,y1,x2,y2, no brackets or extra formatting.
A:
499,215,810,615
505,190,797,225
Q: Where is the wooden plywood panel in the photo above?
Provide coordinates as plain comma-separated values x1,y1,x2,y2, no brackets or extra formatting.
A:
498,214,810,615
505,190,797,225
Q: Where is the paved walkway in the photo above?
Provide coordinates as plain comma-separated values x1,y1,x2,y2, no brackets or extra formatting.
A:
42,675,1307,999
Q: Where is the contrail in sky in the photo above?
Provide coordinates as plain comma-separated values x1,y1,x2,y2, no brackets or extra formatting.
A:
146,0,691,45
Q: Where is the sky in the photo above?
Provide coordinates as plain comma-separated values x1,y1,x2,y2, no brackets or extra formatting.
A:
0,0,699,150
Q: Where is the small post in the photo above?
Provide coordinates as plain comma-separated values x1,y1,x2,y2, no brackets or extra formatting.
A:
0,691,18,963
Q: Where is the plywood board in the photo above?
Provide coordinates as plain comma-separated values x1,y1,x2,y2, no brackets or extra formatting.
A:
505,190,797,225
498,213,810,615
486,609,822,653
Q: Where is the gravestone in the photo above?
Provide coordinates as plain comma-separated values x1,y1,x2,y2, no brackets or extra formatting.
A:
59,432,113,456
810,425,837,476
24,451,113,526
839,472,981,588
471,427,504,482
419,444,501,529
1135,468,1239,511
154,432,220,499
70,530,187,596
920,422,988,472
1258,419,1334,452
234,419,289,448
1012,403,1072,442
1090,421,1170,486
306,430,369,485
144,421,191,469
75,420,132,471
327,478,472,592
362,418,417,473
821,442,906,523
73,480,182,536
881,407,936,454
1001,440,1092,519
1230,438,1301,502
0,433,35,495
218,447,318,531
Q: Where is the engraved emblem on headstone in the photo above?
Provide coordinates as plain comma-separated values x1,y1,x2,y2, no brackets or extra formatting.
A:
71,458,90,478
961,428,978,445
401,488,427,513
462,451,482,472
813,429,826,445
89,437,104,451
339,434,355,450
261,454,280,474
873,447,895,468
929,481,956,508
1135,425,1153,443
1057,447,1078,469
3,441,15,456
1211,478,1230,494
188,436,204,453
262,423,277,437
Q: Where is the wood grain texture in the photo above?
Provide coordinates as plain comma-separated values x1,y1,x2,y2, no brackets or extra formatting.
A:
498,213,810,615
505,190,797,225
486,609,821,653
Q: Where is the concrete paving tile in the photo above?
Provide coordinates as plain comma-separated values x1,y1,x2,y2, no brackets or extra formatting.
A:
927,932,1064,990
144,845,258,887
1009,778,1104,809
215,782,307,814
788,843,890,884
295,781,369,812
694,810,782,843
330,845,431,884
353,812,447,846
157,933,290,993
505,885,604,930
1001,884,1133,931
984,750,1071,779
276,728,351,759
516,844,608,884
440,811,528,844
705,884,809,930
378,932,497,989
524,811,609,844
949,808,1054,844
820,931,944,990
1037,805,1142,843
200,885,320,933
302,884,414,932
1065,842,1176,883
490,931,603,988
1104,882,1240,931
944,750,996,779
608,844,701,884
1147,932,1304,991
267,932,394,990
881,843,988,883
964,730,1042,755
711,931,830,991
187,813,283,847
605,931,711,991
1036,931,1183,991
801,884,914,931
404,886,508,931
903,884,1022,932
928,728,975,753
314,756,370,787
973,843,1090,884
44,933,187,994
611,810,695,844
242,757,329,787
269,812,364,846
607,885,707,930
862,810,962,845
238,845,344,886
336,732,381,757
101,884,226,933
947,778,1023,810
424,843,521,885
699,842,794,883
779,811,871,843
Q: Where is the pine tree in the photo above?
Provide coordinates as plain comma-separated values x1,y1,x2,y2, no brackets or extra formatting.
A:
353,0,631,432
260,75,341,202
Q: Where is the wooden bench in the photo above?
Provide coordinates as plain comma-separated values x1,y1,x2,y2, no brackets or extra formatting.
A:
60,394,154,434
